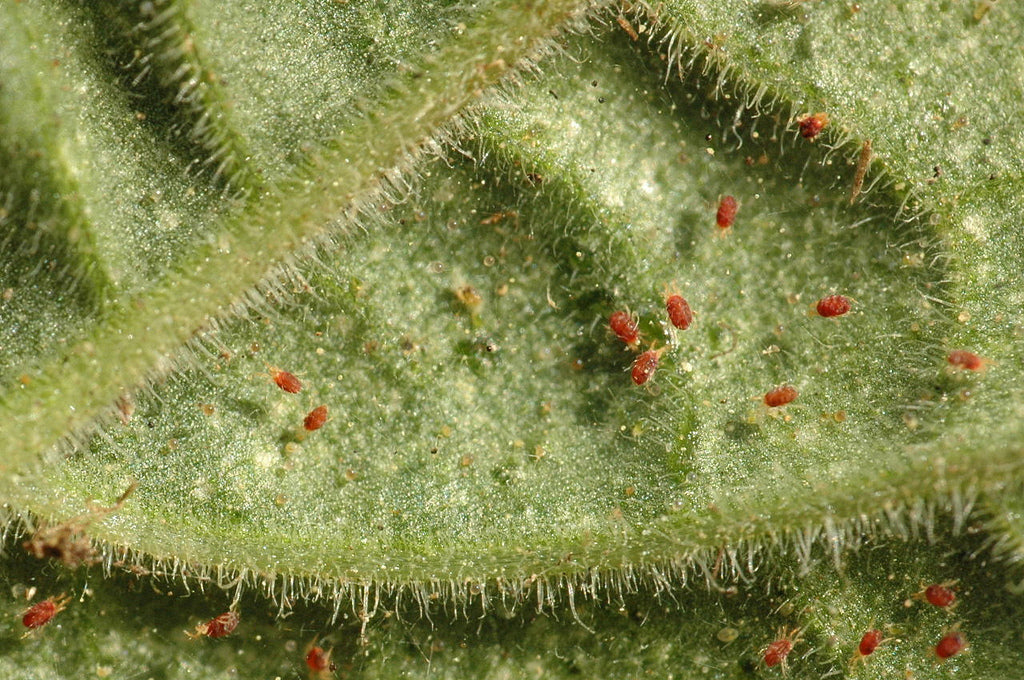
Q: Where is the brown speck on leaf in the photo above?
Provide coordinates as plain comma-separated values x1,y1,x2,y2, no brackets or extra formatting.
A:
24,482,137,568
849,139,872,205
616,15,639,41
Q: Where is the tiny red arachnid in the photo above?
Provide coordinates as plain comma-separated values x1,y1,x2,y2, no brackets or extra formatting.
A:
716,195,738,229
763,627,802,670
764,385,798,408
935,631,966,659
798,112,829,140
858,629,883,657
303,405,328,431
948,349,984,371
306,645,337,677
187,610,240,639
268,367,302,393
663,287,693,330
609,310,641,348
816,294,851,318
631,347,666,386
924,583,957,608
21,594,70,632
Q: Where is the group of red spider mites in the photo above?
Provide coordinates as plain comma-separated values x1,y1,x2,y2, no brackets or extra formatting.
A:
267,367,329,432
760,582,966,672
21,597,335,675
610,195,986,391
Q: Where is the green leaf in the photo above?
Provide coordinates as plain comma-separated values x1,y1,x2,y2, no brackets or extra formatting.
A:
3,0,1024,677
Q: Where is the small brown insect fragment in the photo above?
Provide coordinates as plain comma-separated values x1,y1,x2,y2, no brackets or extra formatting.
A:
455,285,483,313
24,482,136,568
849,139,872,205
616,15,639,41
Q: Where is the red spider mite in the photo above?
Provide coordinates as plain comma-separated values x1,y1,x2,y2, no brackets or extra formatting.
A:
816,294,851,318
304,405,328,431
609,310,640,348
265,365,303,393
764,385,798,408
716,195,738,229
664,290,694,331
306,645,336,675
631,347,666,386
924,583,956,608
858,629,883,657
935,631,966,659
763,627,802,669
799,112,829,140
22,594,70,630
948,350,983,371
187,610,240,639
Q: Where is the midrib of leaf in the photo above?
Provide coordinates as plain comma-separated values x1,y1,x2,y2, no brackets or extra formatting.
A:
0,0,598,492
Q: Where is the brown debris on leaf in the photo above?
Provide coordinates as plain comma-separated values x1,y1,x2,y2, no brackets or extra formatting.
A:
23,482,137,568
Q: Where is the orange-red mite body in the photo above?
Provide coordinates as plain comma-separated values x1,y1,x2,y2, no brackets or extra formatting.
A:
799,112,829,139
204,611,240,639
935,632,965,659
948,350,983,371
764,385,798,407
273,370,302,394
816,295,851,318
306,646,335,673
304,405,328,431
716,195,738,229
764,639,793,668
22,596,68,630
858,629,882,656
631,349,662,386
666,294,693,330
925,584,956,608
609,310,640,347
